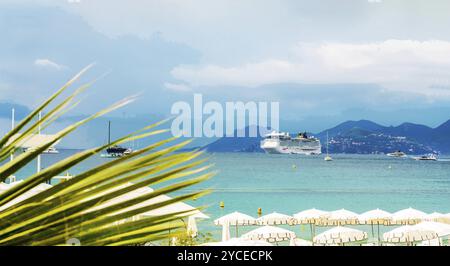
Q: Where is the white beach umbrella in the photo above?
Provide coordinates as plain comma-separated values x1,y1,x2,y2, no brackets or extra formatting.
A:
391,208,427,225
89,183,209,237
415,221,450,238
358,209,392,241
256,212,295,225
424,212,446,222
214,211,256,226
201,238,273,246
93,183,208,219
221,220,231,242
0,182,52,211
313,226,368,246
241,226,296,243
358,209,392,224
0,182,10,191
293,208,328,224
214,212,256,237
293,208,328,240
383,225,438,245
319,209,359,225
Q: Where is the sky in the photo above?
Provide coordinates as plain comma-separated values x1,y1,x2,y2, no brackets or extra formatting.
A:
1,0,450,141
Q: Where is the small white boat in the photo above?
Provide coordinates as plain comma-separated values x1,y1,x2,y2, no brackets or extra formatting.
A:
413,154,438,161
44,147,59,154
387,151,406,158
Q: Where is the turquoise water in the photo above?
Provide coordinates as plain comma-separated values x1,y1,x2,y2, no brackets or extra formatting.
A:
10,151,450,242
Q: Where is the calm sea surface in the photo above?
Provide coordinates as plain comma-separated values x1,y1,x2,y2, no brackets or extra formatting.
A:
11,150,450,241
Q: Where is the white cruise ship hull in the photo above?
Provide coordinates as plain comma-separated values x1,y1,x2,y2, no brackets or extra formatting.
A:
260,139,322,155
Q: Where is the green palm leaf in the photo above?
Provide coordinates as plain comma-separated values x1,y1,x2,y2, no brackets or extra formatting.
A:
0,67,212,246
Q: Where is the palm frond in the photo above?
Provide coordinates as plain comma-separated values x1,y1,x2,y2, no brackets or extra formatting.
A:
0,67,212,246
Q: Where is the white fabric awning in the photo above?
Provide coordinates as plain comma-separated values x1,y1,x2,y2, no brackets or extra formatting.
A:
256,212,294,225
201,238,273,246
358,209,392,224
241,226,296,243
8,134,60,149
391,208,428,224
383,225,438,243
319,209,359,225
214,212,256,226
293,208,328,224
314,226,368,245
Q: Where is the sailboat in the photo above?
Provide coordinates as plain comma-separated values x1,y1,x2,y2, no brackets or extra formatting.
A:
324,132,333,161
101,121,132,158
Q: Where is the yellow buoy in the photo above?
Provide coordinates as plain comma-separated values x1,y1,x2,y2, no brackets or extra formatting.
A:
219,201,225,208
257,208,262,216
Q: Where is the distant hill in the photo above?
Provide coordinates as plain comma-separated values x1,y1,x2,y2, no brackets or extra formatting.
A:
317,119,450,153
202,126,267,153
203,119,450,154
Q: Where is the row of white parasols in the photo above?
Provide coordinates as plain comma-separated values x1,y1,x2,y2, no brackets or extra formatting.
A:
205,208,450,246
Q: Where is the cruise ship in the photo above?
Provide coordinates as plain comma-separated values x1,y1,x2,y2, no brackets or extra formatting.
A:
260,131,322,155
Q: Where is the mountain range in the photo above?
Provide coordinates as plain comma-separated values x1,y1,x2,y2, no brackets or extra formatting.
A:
202,119,450,154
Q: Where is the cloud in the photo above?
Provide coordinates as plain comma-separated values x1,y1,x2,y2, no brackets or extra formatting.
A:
164,82,192,92
368,0,382,3
34,59,65,70
171,40,450,99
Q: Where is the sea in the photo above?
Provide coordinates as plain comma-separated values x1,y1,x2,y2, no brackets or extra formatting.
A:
9,150,450,242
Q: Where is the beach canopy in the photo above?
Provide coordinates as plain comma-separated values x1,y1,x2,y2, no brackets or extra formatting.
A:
293,208,328,224
358,209,392,224
424,212,446,222
256,212,294,225
89,183,209,219
0,182,51,211
241,226,296,243
0,182,10,191
201,238,273,246
7,133,60,149
391,208,427,225
319,209,359,225
313,226,368,245
414,221,450,237
214,212,256,226
383,225,438,243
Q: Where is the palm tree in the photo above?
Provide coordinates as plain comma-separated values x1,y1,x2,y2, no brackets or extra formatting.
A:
0,65,213,246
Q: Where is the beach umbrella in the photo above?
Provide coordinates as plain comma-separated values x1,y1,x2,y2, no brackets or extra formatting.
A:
319,209,359,226
358,209,392,241
221,220,231,242
293,208,328,224
391,208,427,225
293,208,328,240
214,212,256,237
383,225,438,245
313,226,368,246
241,226,296,243
415,221,450,238
201,238,273,246
256,212,295,225
90,183,209,237
424,212,446,222
0,182,10,191
0,182,52,211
